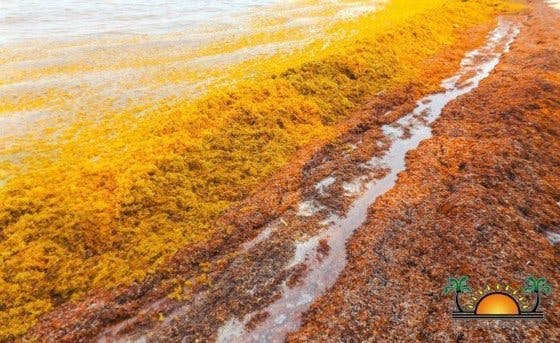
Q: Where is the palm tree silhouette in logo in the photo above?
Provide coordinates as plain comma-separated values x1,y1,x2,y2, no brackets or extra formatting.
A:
523,276,552,312
443,276,472,312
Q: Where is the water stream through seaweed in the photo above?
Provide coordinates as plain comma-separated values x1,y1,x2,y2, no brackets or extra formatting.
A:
217,18,520,343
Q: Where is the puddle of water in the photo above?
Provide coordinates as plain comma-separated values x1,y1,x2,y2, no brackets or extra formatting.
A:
315,175,336,196
297,200,324,217
382,124,405,139
242,222,278,250
319,214,340,226
342,180,362,196
217,18,520,342
217,318,245,343
545,231,560,245
285,236,320,269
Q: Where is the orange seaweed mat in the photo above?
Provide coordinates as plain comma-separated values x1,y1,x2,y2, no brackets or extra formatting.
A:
0,0,521,339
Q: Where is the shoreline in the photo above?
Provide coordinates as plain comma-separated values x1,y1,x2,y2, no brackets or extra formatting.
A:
0,0,533,341
21,2,523,341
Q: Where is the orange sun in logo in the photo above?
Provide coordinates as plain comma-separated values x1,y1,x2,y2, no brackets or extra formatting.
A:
447,276,551,320
475,292,520,315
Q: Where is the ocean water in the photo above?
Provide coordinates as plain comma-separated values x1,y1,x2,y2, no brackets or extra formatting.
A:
0,0,278,46
0,0,385,144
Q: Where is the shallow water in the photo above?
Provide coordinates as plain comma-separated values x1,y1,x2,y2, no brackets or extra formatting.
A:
217,18,520,343
0,1,277,46
0,0,385,147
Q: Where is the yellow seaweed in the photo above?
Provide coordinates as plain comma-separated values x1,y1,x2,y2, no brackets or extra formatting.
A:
0,0,520,339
